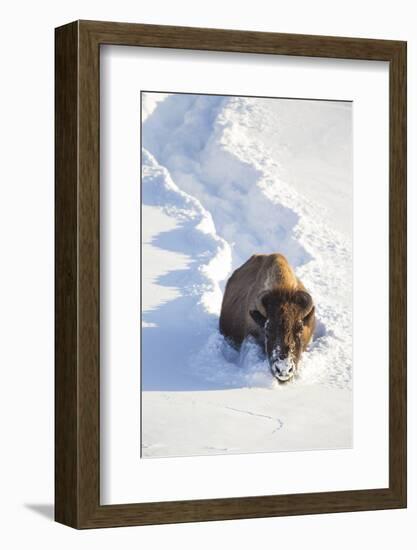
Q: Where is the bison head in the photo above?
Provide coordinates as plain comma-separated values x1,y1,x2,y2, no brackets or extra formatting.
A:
250,289,315,382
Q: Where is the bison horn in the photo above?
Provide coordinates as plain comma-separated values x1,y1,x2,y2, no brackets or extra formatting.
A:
254,290,270,317
293,290,313,313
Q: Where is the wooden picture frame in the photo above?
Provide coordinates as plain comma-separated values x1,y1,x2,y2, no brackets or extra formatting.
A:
55,20,407,529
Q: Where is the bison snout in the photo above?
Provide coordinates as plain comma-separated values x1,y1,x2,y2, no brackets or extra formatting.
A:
271,360,295,382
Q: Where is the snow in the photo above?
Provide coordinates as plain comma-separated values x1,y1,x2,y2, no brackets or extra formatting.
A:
142,386,352,458
141,92,353,458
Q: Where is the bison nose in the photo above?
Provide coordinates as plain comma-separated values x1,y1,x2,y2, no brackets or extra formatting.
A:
277,363,293,374
272,361,294,382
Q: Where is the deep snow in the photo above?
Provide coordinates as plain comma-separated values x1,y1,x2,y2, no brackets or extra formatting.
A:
141,92,353,458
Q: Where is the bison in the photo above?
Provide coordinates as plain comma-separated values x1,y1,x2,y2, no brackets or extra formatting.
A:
219,253,315,382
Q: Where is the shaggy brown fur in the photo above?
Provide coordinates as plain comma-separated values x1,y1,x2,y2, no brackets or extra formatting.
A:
219,253,315,379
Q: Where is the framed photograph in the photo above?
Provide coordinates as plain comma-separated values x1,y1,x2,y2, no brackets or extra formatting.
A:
55,20,407,528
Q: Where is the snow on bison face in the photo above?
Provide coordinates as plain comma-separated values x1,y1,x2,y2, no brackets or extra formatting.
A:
250,290,315,382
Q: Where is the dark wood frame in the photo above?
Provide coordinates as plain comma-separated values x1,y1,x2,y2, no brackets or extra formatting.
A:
55,20,407,529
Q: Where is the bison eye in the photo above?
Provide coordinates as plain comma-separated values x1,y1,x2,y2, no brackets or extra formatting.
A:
295,320,303,334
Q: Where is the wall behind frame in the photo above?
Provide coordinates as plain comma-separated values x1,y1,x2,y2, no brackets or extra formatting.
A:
0,0,414,548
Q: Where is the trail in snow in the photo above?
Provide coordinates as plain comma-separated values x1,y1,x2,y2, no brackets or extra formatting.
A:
142,93,352,392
